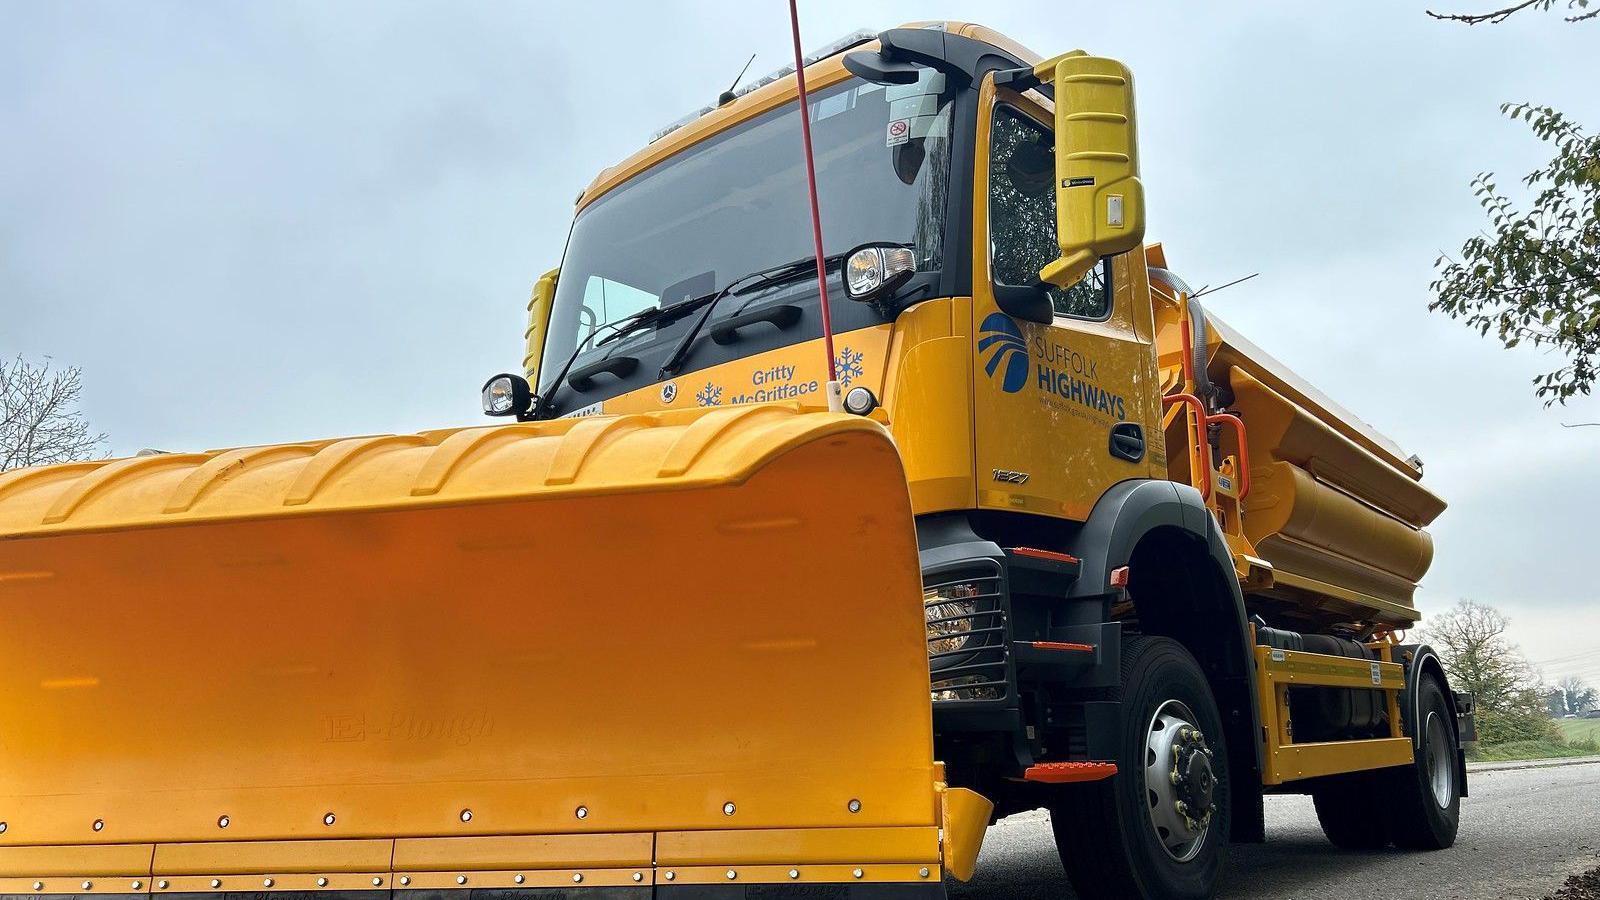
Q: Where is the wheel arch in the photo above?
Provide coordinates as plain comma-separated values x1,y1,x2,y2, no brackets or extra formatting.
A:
1065,478,1265,841
1401,644,1469,798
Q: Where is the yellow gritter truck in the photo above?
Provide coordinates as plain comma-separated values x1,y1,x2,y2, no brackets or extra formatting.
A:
0,23,1472,900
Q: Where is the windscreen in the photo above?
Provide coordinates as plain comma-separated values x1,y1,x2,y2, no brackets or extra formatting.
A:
541,70,953,387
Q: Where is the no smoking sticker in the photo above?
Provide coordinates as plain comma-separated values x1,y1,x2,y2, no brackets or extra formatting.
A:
886,119,910,147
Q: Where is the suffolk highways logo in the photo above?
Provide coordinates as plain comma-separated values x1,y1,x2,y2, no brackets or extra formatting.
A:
979,313,1029,393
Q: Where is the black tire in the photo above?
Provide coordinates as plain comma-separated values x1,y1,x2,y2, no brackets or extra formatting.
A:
1311,772,1391,850
1308,675,1461,852
1049,635,1229,900
1389,675,1461,849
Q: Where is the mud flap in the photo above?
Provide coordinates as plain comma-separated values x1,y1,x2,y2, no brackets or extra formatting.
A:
0,406,947,892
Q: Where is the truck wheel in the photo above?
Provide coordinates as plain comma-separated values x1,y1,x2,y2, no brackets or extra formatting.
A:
1389,675,1461,849
1311,772,1391,850
1050,635,1229,900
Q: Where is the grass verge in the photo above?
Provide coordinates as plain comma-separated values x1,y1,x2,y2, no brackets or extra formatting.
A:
1557,717,1600,744
1467,736,1600,762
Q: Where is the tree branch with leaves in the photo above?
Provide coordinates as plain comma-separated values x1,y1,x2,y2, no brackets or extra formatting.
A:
1427,0,1600,405
1431,104,1600,405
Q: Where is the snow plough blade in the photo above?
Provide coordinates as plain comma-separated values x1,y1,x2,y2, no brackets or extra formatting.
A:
0,405,982,896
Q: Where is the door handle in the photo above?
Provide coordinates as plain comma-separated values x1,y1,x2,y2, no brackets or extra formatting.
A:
1109,422,1145,463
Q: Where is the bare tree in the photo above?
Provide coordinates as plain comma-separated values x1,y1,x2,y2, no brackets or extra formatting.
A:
1,356,108,472
1419,599,1556,743
1546,686,1571,716
1559,676,1598,714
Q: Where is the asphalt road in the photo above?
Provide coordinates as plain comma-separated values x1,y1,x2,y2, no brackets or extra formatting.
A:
949,759,1600,899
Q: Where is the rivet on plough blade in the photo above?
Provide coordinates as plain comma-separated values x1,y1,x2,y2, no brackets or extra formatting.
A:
1,822,9,833
132,882,143,891
723,802,736,816
573,873,583,884
210,880,221,889
513,874,524,885
317,878,329,887
372,878,382,887
789,870,800,880
31,882,42,891
664,872,675,882
853,868,864,879
725,871,736,881
323,813,336,826
920,868,931,879
399,877,411,886
456,876,467,885
218,815,229,828
92,819,104,832
632,873,643,883
158,881,169,890
83,882,94,891
575,806,588,819
263,879,273,888
459,809,472,823
848,799,862,813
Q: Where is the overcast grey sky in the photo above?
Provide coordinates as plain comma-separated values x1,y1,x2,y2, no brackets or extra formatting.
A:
3,2,1596,679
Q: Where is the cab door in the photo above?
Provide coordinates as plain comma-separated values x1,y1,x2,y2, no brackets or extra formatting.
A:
971,81,1164,523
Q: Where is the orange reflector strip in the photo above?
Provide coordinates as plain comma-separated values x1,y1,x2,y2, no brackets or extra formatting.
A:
1023,762,1118,784
1010,547,1080,564
1109,566,1130,588
1029,641,1094,653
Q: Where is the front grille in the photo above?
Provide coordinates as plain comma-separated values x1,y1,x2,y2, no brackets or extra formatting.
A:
924,563,1009,702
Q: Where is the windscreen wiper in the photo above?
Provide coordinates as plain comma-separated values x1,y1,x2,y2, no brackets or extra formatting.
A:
531,298,707,420
657,254,842,379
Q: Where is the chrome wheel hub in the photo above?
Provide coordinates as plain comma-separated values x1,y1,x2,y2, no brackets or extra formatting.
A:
1424,710,1454,808
1143,699,1214,862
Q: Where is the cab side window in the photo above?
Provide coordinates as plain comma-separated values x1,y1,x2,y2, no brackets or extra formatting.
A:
989,105,1110,319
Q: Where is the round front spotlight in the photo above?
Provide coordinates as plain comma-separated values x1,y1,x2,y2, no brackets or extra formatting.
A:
843,386,878,416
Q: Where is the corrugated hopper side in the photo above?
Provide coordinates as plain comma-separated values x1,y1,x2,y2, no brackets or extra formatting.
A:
1205,317,1445,627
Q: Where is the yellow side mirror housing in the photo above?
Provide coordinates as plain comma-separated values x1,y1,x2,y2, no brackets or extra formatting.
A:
523,268,558,387
1039,54,1145,289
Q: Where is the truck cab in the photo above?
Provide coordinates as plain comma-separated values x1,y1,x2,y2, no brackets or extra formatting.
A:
519,25,1157,527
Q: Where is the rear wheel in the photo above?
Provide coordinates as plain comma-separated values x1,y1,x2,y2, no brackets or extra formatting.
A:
1050,636,1229,899
1310,674,1461,851
1390,675,1461,849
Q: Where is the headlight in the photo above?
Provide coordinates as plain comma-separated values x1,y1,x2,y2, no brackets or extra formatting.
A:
844,244,916,302
481,373,533,417
925,581,982,656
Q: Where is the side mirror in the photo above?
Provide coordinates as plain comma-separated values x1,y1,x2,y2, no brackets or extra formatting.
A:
523,268,558,388
1040,54,1145,289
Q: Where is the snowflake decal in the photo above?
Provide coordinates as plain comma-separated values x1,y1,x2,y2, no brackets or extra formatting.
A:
835,346,865,386
695,381,723,407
